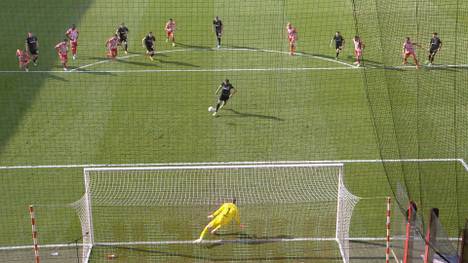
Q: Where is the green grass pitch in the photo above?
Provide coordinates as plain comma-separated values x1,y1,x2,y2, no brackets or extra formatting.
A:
0,0,467,262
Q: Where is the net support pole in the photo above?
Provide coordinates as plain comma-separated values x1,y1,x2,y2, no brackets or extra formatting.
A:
404,201,417,263
424,208,439,263
460,219,468,263
386,197,391,263
29,205,40,263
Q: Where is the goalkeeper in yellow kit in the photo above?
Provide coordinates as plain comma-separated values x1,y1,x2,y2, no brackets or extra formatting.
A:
194,198,244,243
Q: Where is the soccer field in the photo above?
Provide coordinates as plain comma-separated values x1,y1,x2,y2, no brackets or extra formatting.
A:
0,0,467,262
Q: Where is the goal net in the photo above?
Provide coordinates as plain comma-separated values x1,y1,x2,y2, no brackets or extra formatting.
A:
72,163,359,262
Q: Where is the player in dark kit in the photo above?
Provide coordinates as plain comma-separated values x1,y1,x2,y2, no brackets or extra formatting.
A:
116,23,129,54
330,32,345,59
142,32,156,61
427,32,442,66
213,16,223,48
25,32,39,66
212,79,236,116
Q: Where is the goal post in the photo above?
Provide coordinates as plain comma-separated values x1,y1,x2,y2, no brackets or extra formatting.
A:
73,163,360,263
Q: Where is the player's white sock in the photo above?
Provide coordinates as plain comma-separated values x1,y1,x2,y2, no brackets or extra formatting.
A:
172,42,176,47
212,112,217,116
73,55,76,60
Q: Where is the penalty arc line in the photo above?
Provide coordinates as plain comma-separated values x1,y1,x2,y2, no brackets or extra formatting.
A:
0,47,355,74
70,47,355,71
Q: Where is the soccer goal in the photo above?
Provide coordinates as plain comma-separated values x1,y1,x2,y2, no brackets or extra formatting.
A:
72,163,360,263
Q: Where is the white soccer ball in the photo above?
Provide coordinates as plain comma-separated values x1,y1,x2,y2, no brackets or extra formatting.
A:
208,106,214,112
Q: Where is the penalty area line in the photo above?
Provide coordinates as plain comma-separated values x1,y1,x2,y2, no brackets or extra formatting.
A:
0,158,466,171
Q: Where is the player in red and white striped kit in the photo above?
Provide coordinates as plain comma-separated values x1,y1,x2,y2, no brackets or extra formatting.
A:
286,23,298,56
165,18,176,47
352,36,365,67
55,39,69,71
106,34,119,59
16,48,30,72
65,24,79,60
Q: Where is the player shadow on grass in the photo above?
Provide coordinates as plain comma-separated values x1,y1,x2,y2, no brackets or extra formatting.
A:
44,73,69,82
176,42,213,50
158,59,200,68
224,109,284,121
204,232,294,249
105,243,343,262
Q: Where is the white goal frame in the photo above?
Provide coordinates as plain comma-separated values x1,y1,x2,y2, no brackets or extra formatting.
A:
79,162,358,263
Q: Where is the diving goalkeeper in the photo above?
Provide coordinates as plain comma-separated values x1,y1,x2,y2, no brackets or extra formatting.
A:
194,198,244,243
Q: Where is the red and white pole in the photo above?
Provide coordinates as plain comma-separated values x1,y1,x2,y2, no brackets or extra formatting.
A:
386,197,391,263
29,205,40,263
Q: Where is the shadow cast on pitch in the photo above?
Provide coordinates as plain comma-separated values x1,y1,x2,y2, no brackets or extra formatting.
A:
104,244,344,262
158,59,200,68
176,42,212,50
69,68,115,76
44,73,69,82
205,232,295,249
224,109,284,121
115,59,157,67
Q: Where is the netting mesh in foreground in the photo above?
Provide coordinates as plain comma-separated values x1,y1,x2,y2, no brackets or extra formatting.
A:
72,163,359,263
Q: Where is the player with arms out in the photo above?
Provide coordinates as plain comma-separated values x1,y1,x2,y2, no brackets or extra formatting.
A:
25,32,39,66
213,16,223,48
286,23,298,56
194,198,244,243
210,79,236,117
55,39,69,71
65,24,79,60
116,23,129,54
427,32,442,66
106,34,119,59
16,48,30,72
165,18,176,47
330,31,345,59
402,37,421,69
352,35,364,67
142,32,156,61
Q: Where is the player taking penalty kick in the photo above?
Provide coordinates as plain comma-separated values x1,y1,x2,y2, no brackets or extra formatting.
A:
209,79,236,117
55,39,69,71
194,198,244,243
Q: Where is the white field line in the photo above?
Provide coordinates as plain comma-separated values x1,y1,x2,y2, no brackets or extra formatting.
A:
459,159,468,171
1,237,461,251
68,54,139,71
387,64,468,69
0,159,465,171
0,47,354,74
0,67,357,73
73,67,357,73
70,48,199,72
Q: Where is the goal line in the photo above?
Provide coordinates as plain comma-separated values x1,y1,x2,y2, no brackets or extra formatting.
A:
0,237,394,251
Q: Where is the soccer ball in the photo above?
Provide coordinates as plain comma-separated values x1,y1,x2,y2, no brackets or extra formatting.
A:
208,106,214,112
